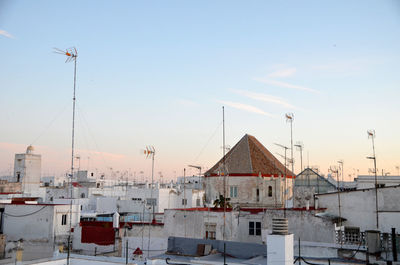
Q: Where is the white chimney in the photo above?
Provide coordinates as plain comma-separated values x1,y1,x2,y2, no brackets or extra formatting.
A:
267,218,294,265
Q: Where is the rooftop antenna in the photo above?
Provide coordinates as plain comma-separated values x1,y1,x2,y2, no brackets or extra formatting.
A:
275,143,289,216
337,160,344,187
329,165,342,246
222,106,229,264
183,168,187,238
222,106,227,243
285,113,295,207
75,155,81,172
158,171,163,184
274,152,293,168
188,165,202,177
294,142,304,173
54,47,77,265
367,129,379,229
142,145,155,257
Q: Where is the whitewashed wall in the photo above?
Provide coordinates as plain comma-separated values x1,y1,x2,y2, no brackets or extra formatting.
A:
316,186,400,233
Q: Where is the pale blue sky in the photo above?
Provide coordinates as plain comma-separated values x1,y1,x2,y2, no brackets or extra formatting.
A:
1,0,400,179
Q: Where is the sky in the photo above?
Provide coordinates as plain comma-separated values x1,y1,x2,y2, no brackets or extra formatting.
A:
1,0,400,181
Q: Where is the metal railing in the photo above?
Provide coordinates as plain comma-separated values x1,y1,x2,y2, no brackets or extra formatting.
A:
335,230,399,253
335,230,366,246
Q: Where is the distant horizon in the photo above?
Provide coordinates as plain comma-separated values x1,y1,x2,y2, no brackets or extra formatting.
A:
0,127,397,182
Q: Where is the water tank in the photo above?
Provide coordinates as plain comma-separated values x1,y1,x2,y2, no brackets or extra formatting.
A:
272,218,289,235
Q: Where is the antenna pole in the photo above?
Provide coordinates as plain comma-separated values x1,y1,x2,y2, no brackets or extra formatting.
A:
290,116,294,186
148,148,155,256
334,166,342,248
54,47,78,265
222,106,226,242
66,54,77,265
300,146,303,172
284,147,287,217
369,131,379,229
285,113,294,208
338,160,343,189
184,168,186,237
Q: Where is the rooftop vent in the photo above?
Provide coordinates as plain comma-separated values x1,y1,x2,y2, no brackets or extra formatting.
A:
272,218,288,235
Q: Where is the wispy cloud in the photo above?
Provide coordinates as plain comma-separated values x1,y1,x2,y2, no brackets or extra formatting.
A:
0,30,14,39
253,77,318,93
176,99,199,107
217,100,273,117
234,90,296,109
268,68,297,78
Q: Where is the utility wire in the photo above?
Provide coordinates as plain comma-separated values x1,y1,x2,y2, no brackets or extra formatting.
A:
193,121,223,164
30,102,70,146
76,103,109,169
4,206,47,217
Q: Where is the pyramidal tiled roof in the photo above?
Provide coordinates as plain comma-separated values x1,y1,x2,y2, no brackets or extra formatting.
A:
204,134,294,177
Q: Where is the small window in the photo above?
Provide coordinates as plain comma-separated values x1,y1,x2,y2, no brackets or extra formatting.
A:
182,199,187,206
256,189,260,202
249,221,261,236
80,193,85,198
146,198,157,206
205,223,216,240
230,186,238,198
268,186,272,197
196,198,201,207
61,214,67,225
256,222,261,235
249,221,254,235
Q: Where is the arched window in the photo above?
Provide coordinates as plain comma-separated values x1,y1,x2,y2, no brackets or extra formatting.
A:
268,186,272,197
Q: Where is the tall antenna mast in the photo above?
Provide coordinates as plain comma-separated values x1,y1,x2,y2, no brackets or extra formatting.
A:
337,160,344,187
54,47,77,265
294,142,304,173
222,106,226,242
367,130,379,229
183,168,187,237
329,165,342,247
275,143,289,217
285,113,294,207
143,146,155,257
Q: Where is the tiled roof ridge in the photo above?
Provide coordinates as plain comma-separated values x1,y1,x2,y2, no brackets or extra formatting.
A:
245,134,253,174
204,133,294,176
204,134,247,176
247,135,294,176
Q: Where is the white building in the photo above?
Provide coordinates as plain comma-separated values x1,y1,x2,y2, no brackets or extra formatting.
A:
1,200,80,261
316,185,400,233
355,175,400,189
204,134,294,208
163,207,336,244
13,146,42,196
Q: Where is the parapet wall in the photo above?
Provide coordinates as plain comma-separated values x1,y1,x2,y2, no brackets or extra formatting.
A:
167,236,267,259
